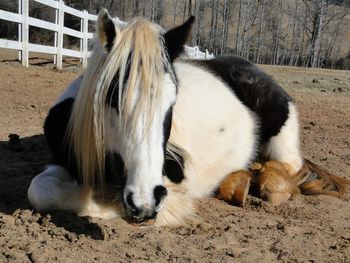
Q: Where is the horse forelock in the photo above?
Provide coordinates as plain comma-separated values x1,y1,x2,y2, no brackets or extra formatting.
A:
67,18,176,187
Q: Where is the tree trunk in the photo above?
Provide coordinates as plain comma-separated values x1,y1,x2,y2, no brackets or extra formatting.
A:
235,0,243,54
173,0,179,27
133,0,139,16
208,0,216,51
311,0,326,68
256,0,267,64
192,0,203,46
220,0,230,54
212,0,220,54
289,0,300,66
272,0,283,65
151,0,156,21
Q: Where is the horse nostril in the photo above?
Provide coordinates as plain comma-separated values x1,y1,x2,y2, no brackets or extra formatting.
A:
154,185,167,207
124,187,166,222
125,192,140,216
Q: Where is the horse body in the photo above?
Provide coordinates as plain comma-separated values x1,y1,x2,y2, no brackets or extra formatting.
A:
28,11,302,225
194,56,302,174
170,61,257,198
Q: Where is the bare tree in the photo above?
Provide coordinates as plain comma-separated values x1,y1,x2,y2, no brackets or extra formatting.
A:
271,0,283,64
288,0,301,66
235,0,243,54
208,0,220,53
192,0,204,46
255,0,268,64
172,0,181,27
220,0,231,54
132,0,139,16
237,0,259,59
2,0,350,69
311,0,326,67
150,0,162,22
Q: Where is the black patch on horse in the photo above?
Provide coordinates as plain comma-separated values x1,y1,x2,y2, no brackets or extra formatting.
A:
106,53,132,112
126,193,140,216
194,55,292,144
161,107,185,184
45,99,128,185
104,153,126,187
154,185,167,207
44,98,79,180
162,107,173,151
163,150,185,184
106,73,120,112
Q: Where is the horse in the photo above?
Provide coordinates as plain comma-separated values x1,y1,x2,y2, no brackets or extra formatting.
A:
27,9,303,226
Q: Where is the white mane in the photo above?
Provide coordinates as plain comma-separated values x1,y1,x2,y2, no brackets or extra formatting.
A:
67,18,172,187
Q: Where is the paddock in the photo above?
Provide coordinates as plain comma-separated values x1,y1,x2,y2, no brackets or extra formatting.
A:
0,49,349,261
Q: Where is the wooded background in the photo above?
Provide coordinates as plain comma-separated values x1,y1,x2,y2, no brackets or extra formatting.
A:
1,0,350,69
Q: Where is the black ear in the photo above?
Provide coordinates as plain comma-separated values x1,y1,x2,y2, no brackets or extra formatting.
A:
97,9,117,52
164,16,195,62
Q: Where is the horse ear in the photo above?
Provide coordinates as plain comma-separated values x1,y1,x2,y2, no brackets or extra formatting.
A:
97,9,118,52
164,16,195,62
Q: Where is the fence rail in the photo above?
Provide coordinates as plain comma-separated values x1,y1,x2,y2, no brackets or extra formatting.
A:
0,0,96,69
0,0,213,70
184,46,214,60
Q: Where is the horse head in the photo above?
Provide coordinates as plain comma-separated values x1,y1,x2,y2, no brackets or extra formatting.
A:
68,9,194,222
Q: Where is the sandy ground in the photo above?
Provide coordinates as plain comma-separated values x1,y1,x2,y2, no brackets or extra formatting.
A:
0,51,350,263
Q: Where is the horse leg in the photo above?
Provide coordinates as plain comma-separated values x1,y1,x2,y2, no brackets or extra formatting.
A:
27,165,122,219
216,170,251,206
28,165,86,212
262,103,303,176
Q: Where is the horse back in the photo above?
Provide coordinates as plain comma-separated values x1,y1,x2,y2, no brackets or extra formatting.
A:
193,55,292,144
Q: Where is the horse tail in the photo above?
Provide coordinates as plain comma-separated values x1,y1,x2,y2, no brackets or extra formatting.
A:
295,159,350,197
252,159,349,206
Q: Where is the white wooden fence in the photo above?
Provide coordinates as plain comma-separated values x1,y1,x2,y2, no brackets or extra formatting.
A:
0,0,97,69
0,0,213,70
183,46,214,60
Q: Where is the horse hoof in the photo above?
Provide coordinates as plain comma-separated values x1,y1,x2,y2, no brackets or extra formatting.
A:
250,162,263,171
258,160,299,205
267,192,291,206
216,171,251,207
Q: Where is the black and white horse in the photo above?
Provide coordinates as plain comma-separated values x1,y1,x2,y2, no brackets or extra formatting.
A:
28,10,303,225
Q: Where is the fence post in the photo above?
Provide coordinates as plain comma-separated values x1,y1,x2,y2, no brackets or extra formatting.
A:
53,2,59,65
18,0,22,61
56,0,64,70
82,10,88,68
21,0,29,67
80,14,83,64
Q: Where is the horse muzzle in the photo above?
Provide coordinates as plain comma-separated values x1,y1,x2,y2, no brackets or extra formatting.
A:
123,185,167,223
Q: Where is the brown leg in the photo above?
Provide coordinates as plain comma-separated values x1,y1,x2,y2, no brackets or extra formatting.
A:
258,160,299,206
216,170,251,207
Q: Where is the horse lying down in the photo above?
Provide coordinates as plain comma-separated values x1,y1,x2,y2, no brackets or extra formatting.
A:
27,10,350,226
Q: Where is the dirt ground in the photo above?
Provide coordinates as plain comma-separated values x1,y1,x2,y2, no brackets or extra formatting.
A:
0,50,349,263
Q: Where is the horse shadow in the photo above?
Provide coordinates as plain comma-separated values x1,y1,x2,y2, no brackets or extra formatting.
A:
0,134,104,240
